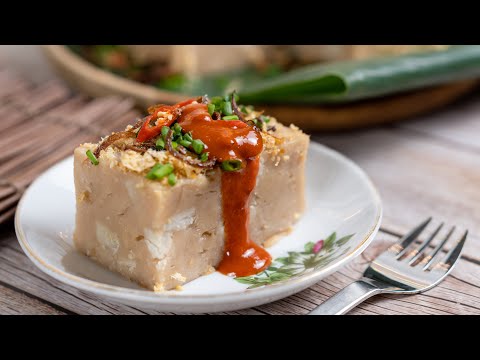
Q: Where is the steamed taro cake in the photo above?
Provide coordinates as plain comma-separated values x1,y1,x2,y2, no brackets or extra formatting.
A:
74,94,309,291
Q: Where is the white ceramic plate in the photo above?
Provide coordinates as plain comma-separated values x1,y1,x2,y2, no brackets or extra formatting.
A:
15,142,382,313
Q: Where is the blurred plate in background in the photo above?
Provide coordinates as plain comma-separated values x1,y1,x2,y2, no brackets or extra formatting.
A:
42,45,479,131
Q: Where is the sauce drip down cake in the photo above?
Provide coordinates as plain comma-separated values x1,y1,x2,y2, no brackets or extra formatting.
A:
74,94,309,291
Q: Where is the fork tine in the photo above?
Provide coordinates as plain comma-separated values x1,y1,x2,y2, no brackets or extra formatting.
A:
407,222,444,265
421,226,455,270
393,217,432,258
434,230,467,271
408,222,444,265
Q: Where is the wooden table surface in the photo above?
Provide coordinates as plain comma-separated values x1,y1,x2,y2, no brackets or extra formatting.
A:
0,46,479,315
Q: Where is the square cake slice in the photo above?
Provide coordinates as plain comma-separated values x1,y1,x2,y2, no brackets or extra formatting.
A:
74,96,309,291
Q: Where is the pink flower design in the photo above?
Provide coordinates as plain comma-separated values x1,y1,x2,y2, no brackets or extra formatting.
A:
313,239,324,254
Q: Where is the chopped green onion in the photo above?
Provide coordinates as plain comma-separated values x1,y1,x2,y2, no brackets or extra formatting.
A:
173,123,182,135
222,101,233,116
192,139,205,154
168,173,177,186
200,152,209,162
146,163,174,180
156,163,174,179
184,132,193,142
171,141,178,150
155,138,165,150
146,163,164,179
210,96,223,105
161,125,170,139
207,103,215,116
222,115,239,120
221,159,243,172
178,139,192,148
86,150,99,165
214,102,223,113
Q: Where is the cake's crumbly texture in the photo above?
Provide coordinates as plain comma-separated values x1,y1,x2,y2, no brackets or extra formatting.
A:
73,118,309,290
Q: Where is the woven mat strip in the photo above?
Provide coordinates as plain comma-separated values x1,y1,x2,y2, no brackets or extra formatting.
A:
0,180,19,199
0,68,141,223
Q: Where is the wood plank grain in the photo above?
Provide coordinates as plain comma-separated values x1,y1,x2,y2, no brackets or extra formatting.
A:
313,129,480,261
0,69,31,100
1,225,478,315
0,233,156,315
397,92,480,151
0,283,65,315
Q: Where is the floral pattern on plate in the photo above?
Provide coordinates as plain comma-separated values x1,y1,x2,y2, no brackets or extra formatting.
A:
235,232,354,289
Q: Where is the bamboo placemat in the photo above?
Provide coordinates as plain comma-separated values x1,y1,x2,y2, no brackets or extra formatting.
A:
0,67,141,224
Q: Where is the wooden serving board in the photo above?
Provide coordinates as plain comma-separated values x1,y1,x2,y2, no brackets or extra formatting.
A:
263,80,479,131
43,45,479,132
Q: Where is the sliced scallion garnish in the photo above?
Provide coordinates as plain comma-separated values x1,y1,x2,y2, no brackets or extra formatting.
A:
192,139,205,154
168,173,177,186
221,159,242,172
178,139,192,148
210,96,223,105
173,123,182,135
86,150,99,165
156,138,165,150
200,152,209,162
222,115,239,120
183,132,193,142
207,103,215,116
161,125,170,139
146,163,164,179
146,163,174,180
222,101,233,116
153,163,174,179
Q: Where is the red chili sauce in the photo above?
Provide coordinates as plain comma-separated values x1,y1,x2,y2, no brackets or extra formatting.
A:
177,102,272,277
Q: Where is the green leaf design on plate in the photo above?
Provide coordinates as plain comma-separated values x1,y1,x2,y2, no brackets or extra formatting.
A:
336,234,355,247
304,241,315,253
323,232,337,251
234,231,356,289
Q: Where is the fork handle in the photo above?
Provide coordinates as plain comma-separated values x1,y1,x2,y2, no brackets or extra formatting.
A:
309,280,382,315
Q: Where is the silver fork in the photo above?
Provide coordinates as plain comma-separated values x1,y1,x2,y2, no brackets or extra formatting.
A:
309,218,468,315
